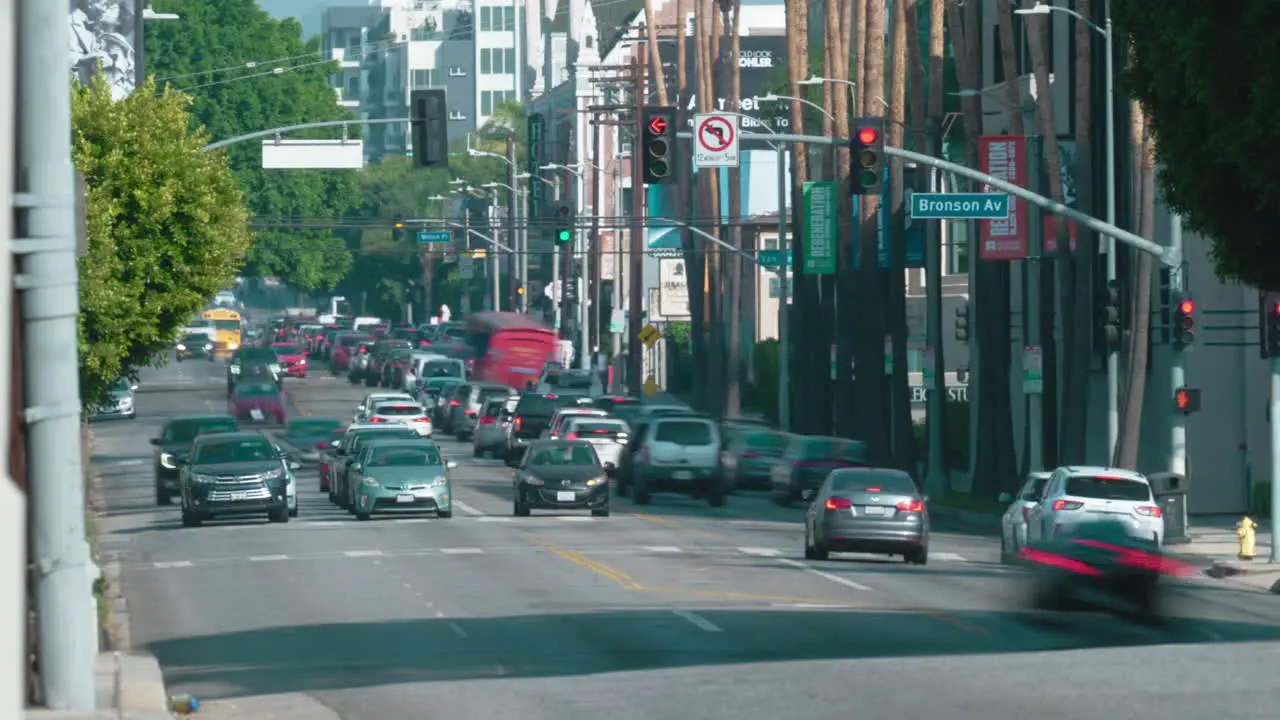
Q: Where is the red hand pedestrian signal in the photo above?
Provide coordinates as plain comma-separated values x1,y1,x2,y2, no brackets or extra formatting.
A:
1176,389,1190,411
648,116,669,135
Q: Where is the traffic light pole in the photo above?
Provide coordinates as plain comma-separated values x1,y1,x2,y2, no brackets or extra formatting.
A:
551,177,562,331
1272,355,1280,563
1168,215,1188,481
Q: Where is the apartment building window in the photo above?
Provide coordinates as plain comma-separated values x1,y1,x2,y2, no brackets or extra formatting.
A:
410,19,440,41
479,6,515,31
480,48,516,74
345,77,359,97
346,36,362,55
411,68,442,88
481,90,515,116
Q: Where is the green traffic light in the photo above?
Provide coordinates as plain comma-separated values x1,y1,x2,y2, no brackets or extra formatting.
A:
557,230,572,243
859,170,878,187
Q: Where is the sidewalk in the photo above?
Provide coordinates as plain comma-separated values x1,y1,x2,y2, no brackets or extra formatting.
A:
25,651,173,719
1167,515,1280,594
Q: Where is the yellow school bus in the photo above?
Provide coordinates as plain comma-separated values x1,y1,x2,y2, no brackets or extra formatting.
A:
201,308,243,355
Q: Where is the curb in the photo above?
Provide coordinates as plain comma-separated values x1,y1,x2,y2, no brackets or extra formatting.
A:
1206,560,1280,594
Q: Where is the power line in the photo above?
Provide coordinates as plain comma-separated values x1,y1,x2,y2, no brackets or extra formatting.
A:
160,39,404,94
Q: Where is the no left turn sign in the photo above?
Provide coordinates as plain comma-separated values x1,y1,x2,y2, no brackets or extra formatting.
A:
693,113,740,169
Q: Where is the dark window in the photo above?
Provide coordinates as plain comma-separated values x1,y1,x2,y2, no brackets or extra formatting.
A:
531,445,598,466
367,447,442,466
1065,476,1152,502
374,405,424,417
193,439,276,464
567,420,627,437
654,420,714,445
1021,476,1050,501
515,394,579,416
164,419,238,443
831,471,916,493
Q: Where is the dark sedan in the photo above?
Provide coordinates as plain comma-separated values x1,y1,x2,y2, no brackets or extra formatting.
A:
151,414,239,505
178,431,301,526
513,440,610,518
804,467,929,564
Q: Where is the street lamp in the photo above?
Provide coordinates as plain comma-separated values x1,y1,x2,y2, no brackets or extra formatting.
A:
1015,0,1119,460
761,93,834,123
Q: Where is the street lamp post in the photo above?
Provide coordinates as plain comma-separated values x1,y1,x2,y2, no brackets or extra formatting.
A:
762,93,838,180
1016,0,1119,460
542,162,593,371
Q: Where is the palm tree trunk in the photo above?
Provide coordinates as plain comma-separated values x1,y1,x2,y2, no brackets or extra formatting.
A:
783,0,810,430
724,0,743,416
886,0,913,470
1115,101,1154,469
643,0,669,106
674,0,708,410
827,0,848,436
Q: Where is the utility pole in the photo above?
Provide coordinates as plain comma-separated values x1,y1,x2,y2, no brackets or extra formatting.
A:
552,176,563,331
519,186,529,312
19,0,96,708
1169,214,1187,479
590,118,603,359
627,53,647,395
507,135,519,311
0,0,21,715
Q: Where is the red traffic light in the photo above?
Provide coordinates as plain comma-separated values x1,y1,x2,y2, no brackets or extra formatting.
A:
1179,299,1194,314
857,127,879,145
1175,389,1190,410
648,116,669,135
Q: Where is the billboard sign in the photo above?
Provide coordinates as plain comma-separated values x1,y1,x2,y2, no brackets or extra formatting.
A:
70,0,138,99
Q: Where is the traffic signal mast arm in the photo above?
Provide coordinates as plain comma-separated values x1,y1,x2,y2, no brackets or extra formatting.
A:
671,130,1176,267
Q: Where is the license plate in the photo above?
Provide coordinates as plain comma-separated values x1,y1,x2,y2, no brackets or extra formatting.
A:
862,505,890,516
556,491,576,502
249,408,264,421
673,471,693,480
230,492,248,501
396,493,416,504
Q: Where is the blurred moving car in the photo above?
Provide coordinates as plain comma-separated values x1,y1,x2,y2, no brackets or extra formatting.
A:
151,414,239,505
228,378,287,426
542,407,609,440
449,383,516,441
227,347,280,393
91,377,137,422
513,440,611,517
177,431,301,527
504,393,586,464
999,471,1053,561
347,439,457,520
559,416,629,473
1025,467,1164,547
317,427,348,493
279,417,343,462
623,414,725,507
472,395,517,458
720,426,790,491
271,342,309,378
330,334,372,373
353,391,414,424
175,333,215,361
803,467,930,564
769,435,870,506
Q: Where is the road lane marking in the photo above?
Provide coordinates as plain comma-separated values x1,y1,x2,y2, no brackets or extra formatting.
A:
453,500,484,516
931,552,967,562
393,519,430,524
555,516,596,522
343,550,383,557
116,459,145,467
548,547,644,590
643,546,683,553
448,621,469,638
439,547,485,554
301,520,345,527
248,554,289,562
672,609,723,632
776,558,872,590
153,561,193,569
476,516,514,522
738,547,783,557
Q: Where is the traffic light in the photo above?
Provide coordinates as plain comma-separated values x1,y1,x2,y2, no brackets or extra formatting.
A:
1172,291,1195,350
410,89,449,168
640,106,677,185
1101,279,1122,352
1174,386,1201,414
553,204,573,245
954,300,969,342
1260,292,1280,358
393,215,406,241
851,116,886,195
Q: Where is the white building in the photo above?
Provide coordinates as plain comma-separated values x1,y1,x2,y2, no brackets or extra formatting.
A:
322,0,523,162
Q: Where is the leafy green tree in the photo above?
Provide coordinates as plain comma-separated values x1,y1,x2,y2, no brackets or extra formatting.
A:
1114,1,1279,288
144,0,356,292
74,74,251,407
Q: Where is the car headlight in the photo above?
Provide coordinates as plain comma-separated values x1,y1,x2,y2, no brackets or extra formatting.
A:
204,343,213,351
586,476,607,487
176,344,187,351
191,473,215,484
227,342,239,350
362,476,379,487
269,364,281,373
230,366,241,375
160,453,176,469
523,476,544,486
263,468,283,480
428,476,447,487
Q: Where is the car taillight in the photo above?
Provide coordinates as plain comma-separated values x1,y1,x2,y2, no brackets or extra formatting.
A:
415,417,431,423
896,500,924,513
565,432,578,440
825,497,852,511
514,417,523,430
450,400,460,406
465,409,475,416
1136,505,1162,518
1022,506,1032,523
480,417,495,425
369,417,385,423
1052,499,1084,512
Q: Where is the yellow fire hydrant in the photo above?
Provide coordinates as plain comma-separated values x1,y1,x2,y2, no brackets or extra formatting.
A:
1238,516,1258,561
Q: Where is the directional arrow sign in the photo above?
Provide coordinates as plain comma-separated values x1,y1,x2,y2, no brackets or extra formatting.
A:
648,116,669,135
909,192,1010,220
417,230,452,244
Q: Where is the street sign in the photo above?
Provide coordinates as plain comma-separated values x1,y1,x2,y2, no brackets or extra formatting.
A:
757,249,792,270
909,192,1010,220
693,114,740,169
417,230,451,244
458,256,475,280
642,376,660,397
1022,345,1043,395
638,324,662,346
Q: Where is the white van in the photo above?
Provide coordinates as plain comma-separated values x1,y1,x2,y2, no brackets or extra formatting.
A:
352,316,382,333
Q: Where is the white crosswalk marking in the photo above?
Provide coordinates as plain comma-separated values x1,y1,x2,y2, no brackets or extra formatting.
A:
737,547,783,557
153,561,193,569
643,546,684,553
439,547,484,554
931,552,967,562
343,550,383,557
476,516,514,522
248,555,289,562
554,516,596,522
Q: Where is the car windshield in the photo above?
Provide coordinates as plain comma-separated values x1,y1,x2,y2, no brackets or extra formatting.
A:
517,395,580,416
273,344,303,355
802,438,868,462
1065,476,1152,502
374,404,422,417
164,419,238,443
531,445,599,466
831,471,916,494
180,335,206,345
234,382,279,398
193,439,276,464
366,446,442,467
423,360,462,378
547,373,593,390
286,419,340,437
1021,476,1051,501
234,349,276,365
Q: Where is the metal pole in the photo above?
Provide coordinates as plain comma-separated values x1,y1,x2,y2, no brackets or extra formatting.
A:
1104,13,1120,460
627,53,648,395
552,177,562,331
519,188,529,312
1169,214,1187,478
924,165,947,495
576,165,590,370
19,0,96,707
1270,354,1280,563
775,144,790,431
507,138,519,310
0,0,22,713
1026,137,1043,472
590,121,603,352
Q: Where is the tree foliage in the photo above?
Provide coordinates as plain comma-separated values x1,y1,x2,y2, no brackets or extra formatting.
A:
1114,1,1280,288
144,0,356,292
74,74,251,407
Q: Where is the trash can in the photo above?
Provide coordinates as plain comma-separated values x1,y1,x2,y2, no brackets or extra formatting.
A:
1149,472,1190,544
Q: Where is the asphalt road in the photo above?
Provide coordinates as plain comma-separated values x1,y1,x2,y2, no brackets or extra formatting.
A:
90,358,1280,719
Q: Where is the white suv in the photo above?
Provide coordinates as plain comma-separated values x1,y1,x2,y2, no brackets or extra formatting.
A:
368,400,433,437
629,415,724,507
1025,466,1163,547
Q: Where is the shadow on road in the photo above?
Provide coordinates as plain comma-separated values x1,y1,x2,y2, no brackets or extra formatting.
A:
146,607,1280,700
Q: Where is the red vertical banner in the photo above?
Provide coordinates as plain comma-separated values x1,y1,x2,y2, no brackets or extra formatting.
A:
1043,217,1078,254
978,135,1029,261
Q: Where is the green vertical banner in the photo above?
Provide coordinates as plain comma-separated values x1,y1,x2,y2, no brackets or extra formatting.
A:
803,181,837,275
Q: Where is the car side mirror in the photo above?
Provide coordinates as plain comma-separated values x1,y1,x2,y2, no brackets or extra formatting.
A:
130,383,139,391
922,494,930,503
329,440,341,449
352,462,362,472
998,492,1013,504
446,460,458,469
